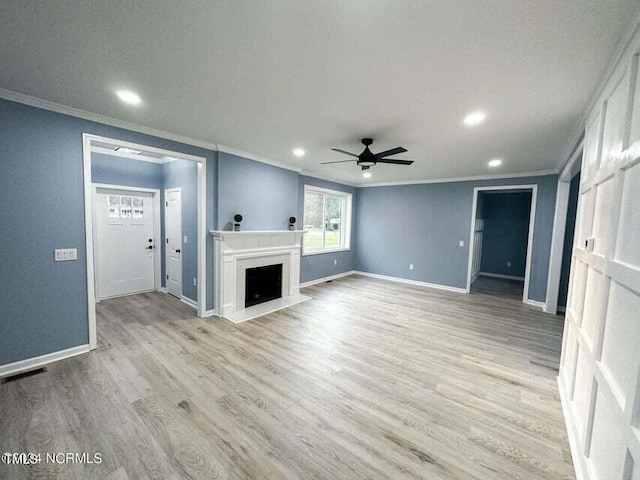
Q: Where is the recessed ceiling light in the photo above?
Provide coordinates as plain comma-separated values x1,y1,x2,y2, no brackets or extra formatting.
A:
463,111,487,126
115,147,143,155
116,89,142,106
488,159,503,167
362,171,372,179
293,148,305,157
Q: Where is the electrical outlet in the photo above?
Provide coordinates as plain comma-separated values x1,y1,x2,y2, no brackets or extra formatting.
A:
409,264,414,270
459,240,464,247
333,259,337,266
193,277,197,286
183,236,188,244
54,248,77,261
507,261,512,267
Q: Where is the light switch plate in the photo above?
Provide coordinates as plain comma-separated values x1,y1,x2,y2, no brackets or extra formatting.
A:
55,248,77,261
183,236,188,244
459,240,464,247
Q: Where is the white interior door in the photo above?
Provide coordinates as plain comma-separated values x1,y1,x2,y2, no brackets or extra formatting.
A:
95,188,156,300
165,189,182,298
558,31,640,480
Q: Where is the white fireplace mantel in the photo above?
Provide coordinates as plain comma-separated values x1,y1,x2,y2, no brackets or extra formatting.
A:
210,230,309,323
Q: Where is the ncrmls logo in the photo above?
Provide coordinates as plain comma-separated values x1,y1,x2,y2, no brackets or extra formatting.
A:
2,452,102,465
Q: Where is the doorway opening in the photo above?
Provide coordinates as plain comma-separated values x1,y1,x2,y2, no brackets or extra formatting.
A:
83,134,207,350
466,185,538,304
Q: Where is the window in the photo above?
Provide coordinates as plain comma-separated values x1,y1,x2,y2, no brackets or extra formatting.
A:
303,185,352,255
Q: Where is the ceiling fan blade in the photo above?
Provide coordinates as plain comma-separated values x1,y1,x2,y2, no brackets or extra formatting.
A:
376,158,414,165
320,159,357,164
375,146,407,158
331,148,360,158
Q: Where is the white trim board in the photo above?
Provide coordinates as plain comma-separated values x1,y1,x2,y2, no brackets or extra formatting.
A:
83,134,208,351
478,272,525,281
0,344,90,379
300,270,356,288
465,185,540,308
354,271,467,294
525,299,546,309
91,146,174,164
181,295,197,309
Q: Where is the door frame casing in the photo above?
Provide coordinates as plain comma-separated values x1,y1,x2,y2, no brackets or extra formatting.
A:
83,133,208,350
92,183,161,301
164,187,183,299
465,184,538,305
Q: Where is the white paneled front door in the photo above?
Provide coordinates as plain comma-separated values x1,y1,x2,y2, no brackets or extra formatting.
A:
95,187,156,300
165,188,182,298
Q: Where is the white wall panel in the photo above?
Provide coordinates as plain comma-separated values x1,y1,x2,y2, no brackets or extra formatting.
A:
559,20,640,480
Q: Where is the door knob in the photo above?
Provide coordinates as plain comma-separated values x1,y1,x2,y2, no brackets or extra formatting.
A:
146,246,154,250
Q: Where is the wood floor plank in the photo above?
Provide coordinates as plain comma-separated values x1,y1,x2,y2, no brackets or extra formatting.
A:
0,275,575,479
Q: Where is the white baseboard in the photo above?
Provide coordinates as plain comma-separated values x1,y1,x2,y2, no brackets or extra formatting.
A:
354,271,467,294
525,299,546,309
300,270,356,288
203,309,217,318
181,295,197,309
558,376,589,480
479,272,525,281
0,344,91,379
158,287,168,293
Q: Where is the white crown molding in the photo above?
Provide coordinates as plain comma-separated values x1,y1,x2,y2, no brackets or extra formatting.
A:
357,169,557,188
91,145,171,164
0,88,221,152
217,144,302,173
299,170,358,187
558,10,640,169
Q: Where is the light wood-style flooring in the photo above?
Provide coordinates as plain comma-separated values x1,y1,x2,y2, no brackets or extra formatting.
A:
0,275,575,479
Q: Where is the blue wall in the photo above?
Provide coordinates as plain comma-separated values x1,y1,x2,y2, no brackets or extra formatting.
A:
298,175,357,283
217,152,299,231
480,191,532,277
91,153,164,190
0,98,216,365
559,172,581,308
355,175,558,302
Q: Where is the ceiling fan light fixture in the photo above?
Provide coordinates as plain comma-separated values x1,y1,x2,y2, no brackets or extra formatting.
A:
358,160,376,167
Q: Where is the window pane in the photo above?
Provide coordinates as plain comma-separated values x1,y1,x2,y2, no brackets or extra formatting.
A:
325,195,343,248
304,192,324,249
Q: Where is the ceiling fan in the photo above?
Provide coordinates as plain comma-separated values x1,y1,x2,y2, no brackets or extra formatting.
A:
322,138,414,170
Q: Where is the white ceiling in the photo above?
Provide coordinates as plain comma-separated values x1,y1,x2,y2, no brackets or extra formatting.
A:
1,1,638,185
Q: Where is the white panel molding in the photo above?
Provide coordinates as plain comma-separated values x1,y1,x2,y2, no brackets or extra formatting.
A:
354,271,467,294
0,344,90,379
300,270,356,288
559,20,640,480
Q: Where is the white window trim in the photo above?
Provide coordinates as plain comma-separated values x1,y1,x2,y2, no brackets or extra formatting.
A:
302,184,352,256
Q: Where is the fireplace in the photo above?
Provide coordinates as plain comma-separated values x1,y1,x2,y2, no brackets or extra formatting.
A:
245,263,283,308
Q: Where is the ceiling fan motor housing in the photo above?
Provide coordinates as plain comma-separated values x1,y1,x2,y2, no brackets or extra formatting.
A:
358,139,377,167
